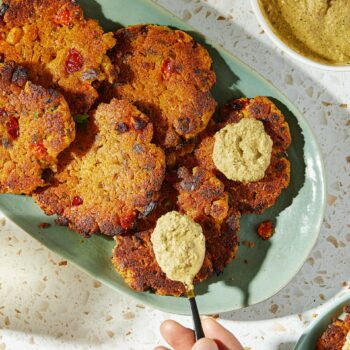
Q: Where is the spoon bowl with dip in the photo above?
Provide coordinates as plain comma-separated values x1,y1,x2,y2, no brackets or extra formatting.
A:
151,211,206,340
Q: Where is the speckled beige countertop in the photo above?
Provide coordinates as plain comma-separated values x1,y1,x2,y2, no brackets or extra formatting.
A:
0,1,349,349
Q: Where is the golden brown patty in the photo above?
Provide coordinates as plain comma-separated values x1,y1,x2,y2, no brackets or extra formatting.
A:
112,210,240,296
110,24,217,150
34,99,165,237
172,165,241,275
0,61,75,194
112,229,214,296
0,0,116,114
220,96,291,152
112,168,240,296
175,166,229,224
194,96,291,214
316,306,350,350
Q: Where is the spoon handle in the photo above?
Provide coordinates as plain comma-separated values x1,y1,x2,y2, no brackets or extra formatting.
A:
189,296,205,340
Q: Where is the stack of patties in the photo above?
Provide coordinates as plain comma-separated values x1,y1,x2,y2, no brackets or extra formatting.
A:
112,96,291,296
110,28,291,295
0,0,116,193
0,0,166,237
35,23,218,240
0,0,292,296
106,24,236,296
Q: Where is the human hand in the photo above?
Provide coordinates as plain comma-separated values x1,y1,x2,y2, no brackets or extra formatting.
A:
155,317,244,350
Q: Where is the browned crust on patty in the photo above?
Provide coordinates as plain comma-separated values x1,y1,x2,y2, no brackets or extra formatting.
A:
220,96,291,152
112,229,214,296
33,99,165,237
317,307,350,350
227,155,290,213
0,61,75,194
0,0,116,114
112,166,241,296
171,165,241,275
110,24,217,150
193,96,291,214
175,166,229,223
112,209,240,296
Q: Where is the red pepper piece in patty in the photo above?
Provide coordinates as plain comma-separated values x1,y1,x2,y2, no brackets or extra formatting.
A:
120,214,136,230
65,48,84,74
72,196,83,206
6,117,19,140
54,8,71,26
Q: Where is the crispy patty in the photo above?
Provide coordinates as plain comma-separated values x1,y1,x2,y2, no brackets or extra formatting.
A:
112,167,240,296
0,61,75,194
110,24,217,151
220,96,291,152
112,229,213,296
175,166,229,224
112,211,240,296
0,0,116,114
34,99,165,237
194,96,291,214
317,306,350,350
173,165,240,275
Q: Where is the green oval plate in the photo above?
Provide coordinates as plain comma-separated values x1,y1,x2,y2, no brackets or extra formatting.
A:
294,293,350,350
0,0,326,315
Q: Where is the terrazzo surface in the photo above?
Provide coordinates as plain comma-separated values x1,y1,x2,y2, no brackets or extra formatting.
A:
0,0,349,349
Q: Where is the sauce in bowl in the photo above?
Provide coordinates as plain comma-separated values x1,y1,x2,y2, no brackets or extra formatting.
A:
259,0,350,66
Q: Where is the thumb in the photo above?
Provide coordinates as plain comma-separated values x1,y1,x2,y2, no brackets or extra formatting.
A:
192,338,219,350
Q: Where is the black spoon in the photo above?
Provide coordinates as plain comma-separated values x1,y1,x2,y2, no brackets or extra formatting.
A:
187,288,205,340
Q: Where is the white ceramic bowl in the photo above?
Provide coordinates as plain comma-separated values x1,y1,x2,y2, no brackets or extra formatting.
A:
250,0,350,71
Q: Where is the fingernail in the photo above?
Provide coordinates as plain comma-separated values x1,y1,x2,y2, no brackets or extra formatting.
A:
192,338,219,350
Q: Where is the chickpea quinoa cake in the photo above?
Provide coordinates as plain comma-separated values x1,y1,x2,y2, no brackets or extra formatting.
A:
34,99,165,237
173,166,241,275
112,167,241,296
0,0,116,114
175,166,229,224
317,306,350,350
112,228,214,297
194,96,291,214
0,61,75,194
110,24,217,152
112,211,240,296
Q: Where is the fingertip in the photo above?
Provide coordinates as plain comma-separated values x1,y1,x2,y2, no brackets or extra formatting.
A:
160,320,180,336
160,319,172,334
154,346,169,350
159,319,195,350
202,318,244,350
202,317,219,329
192,338,219,350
